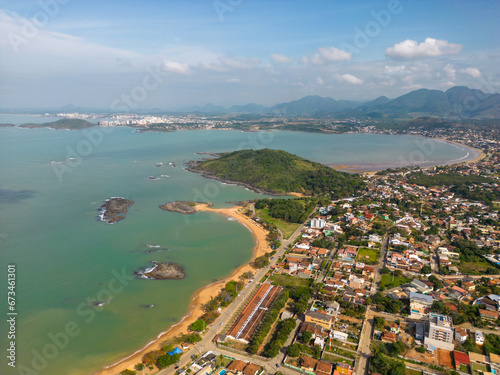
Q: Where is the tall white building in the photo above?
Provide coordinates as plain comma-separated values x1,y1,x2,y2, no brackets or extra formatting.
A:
424,313,454,351
310,218,326,229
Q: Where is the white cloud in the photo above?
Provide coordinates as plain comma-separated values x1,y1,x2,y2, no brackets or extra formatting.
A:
339,73,363,85
317,46,352,62
200,56,261,72
384,65,408,75
0,10,147,75
227,78,241,83
304,46,352,65
162,61,192,75
270,53,294,64
443,64,456,80
385,38,463,59
461,67,481,78
316,77,324,85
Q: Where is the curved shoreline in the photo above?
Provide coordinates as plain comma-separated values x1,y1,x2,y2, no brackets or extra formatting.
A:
94,204,270,375
331,135,485,175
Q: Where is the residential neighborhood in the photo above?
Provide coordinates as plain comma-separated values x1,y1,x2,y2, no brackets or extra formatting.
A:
122,144,500,375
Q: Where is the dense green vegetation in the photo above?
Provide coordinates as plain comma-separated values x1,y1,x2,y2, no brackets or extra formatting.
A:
255,207,300,239
248,290,289,354
290,286,311,315
486,334,500,355
373,292,405,314
156,353,181,369
369,350,406,375
262,318,296,357
193,149,365,197
451,239,500,274
255,198,316,223
188,319,206,332
201,280,245,313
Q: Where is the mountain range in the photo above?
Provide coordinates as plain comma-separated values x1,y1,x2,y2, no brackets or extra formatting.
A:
184,86,500,119
6,86,498,119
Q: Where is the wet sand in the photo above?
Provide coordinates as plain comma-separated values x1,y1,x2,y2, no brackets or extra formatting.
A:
94,204,270,375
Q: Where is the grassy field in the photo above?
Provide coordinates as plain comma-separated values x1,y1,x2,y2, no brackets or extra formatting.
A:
458,261,493,275
256,208,300,239
356,247,380,265
372,216,393,228
325,347,356,359
269,274,310,288
322,353,354,367
380,273,411,289
405,369,422,375
471,362,488,375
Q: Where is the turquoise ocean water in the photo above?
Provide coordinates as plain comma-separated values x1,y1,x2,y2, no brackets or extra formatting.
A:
0,117,477,375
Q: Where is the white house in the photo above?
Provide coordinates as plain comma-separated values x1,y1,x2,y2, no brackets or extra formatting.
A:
332,330,348,341
311,218,326,229
455,328,468,344
475,331,485,345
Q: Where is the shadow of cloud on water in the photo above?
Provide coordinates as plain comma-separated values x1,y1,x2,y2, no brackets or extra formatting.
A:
0,188,36,203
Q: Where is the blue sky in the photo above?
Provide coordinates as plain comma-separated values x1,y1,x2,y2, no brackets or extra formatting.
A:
1,0,499,109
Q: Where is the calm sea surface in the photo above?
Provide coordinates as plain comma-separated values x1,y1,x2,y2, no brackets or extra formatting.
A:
0,117,477,375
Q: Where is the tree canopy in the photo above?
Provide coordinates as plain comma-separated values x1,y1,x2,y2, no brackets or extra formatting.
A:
192,149,365,197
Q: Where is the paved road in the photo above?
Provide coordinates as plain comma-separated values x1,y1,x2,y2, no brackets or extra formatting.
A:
356,234,388,375
159,208,317,375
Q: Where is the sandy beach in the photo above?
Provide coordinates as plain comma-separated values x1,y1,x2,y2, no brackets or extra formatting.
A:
94,204,270,375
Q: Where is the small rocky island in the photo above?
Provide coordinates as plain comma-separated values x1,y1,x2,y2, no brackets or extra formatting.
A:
138,262,185,280
99,197,134,223
159,201,211,214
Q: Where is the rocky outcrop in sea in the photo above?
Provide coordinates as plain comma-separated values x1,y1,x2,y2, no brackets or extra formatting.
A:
136,262,185,280
99,197,134,223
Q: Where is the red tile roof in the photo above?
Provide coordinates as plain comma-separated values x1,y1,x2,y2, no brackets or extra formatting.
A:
453,351,470,367
228,360,247,373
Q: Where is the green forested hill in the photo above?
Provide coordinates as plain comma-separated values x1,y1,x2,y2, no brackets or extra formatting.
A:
19,119,96,129
189,148,365,197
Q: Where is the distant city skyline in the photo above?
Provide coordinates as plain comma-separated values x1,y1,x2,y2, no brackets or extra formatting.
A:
1,0,499,109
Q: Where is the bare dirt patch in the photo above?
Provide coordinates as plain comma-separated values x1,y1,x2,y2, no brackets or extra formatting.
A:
438,348,454,369
406,348,438,365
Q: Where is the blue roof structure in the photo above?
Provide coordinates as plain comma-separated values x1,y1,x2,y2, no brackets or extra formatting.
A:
168,347,183,355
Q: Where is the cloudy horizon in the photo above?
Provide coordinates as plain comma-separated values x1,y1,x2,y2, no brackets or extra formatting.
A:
1,0,499,110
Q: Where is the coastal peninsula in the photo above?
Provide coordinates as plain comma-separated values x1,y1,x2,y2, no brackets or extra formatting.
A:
187,148,365,197
99,197,134,223
19,118,96,130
